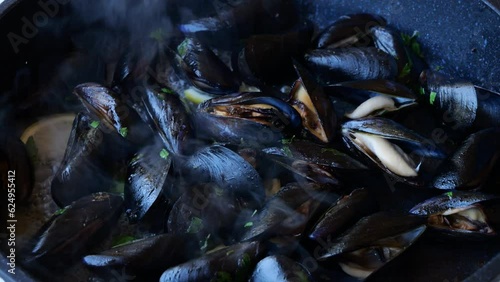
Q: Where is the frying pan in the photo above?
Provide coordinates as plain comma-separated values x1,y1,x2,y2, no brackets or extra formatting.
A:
0,0,499,281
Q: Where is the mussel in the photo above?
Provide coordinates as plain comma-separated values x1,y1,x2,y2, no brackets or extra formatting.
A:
432,128,500,190
179,145,266,205
159,241,265,282
325,79,417,119
51,113,117,207
410,191,499,238
317,212,426,279
25,193,123,270
73,82,149,146
314,13,387,49
341,117,444,185
141,86,194,156
288,64,337,143
309,188,378,241
419,70,500,130
83,233,200,280
176,37,240,94
125,137,174,225
304,47,398,84
198,92,302,132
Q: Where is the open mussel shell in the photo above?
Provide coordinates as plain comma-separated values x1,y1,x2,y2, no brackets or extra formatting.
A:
288,64,337,143
325,79,417,119
199,92,302,132
73,82,149,145
125,137,173,225
250,255,313,282
83,233,200,280
51,113,117,207
240,183,335,242
313,13,387,49
159,241,265,282
309,188,378,241
317,211,426,279
192,112,282,148
176,37,240,94
410,191,500,238
432,128,500,190
341,117,444,185
141,86,194,156
25,193,123,270
262,139,368,188
0,132,33,203
180,145,265,205
304,47,398,84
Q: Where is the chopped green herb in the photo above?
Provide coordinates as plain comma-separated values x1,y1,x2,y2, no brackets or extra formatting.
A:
214,187,224,197
429,91,437,105
398,62,412,78
434,65,444,71
130,153,144,164
401,31,424,58
200,234,211,252
161,88,174,94
240,253,251,268
187,217,204,233
54,207,68,216
251,209,258,217
90,120,100,128
282,146,293,157
445,191,453,199
160,148,170,159
411,41,424,58
111,235,136,248
215,271,232,282
119,127,128,138
25,136,39,164
150,28,165,42
419,87,426,95
110,181,125,194
281,135,296,145
244,221,253,228
177,39,190,58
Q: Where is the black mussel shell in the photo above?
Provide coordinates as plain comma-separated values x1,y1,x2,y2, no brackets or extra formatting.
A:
199,92,302,131
159,241,265,282
410,191,499,237
309,188,378,241
51,113,117,207
289,64,337,143
314,13,387,49
241,183,334,242
141,87,194,156
176,37,240,94
325,79,417,119
25,193,123,269
250,255,313,282
73,83,148,145
304,47,398,84
432,128,500,190
180,145,266,205
83,233,200,279
125,137,173,224
192,112,282,148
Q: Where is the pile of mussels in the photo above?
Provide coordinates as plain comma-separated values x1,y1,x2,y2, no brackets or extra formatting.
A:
2,0,500,281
